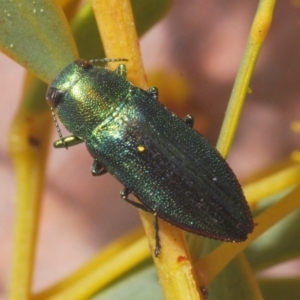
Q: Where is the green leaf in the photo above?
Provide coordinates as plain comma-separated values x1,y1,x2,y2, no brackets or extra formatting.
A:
71,0,172,60
246,208,300,271
90,261,163,300
208,255,263,300
258,277,300,300
20,76,48,113
0,1,78,83
246,188,300,271
132,0,172,37
0,0,171,83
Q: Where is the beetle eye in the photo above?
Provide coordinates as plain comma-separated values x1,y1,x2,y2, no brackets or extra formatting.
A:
75,59,93,69
46,87,63,108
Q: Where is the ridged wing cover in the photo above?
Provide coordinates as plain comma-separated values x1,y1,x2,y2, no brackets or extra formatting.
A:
86,87,254,242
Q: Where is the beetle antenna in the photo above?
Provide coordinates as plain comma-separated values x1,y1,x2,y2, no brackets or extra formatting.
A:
50,107,67,149
89,58,128,65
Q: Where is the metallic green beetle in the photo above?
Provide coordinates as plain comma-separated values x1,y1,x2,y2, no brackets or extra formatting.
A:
46,59,254,256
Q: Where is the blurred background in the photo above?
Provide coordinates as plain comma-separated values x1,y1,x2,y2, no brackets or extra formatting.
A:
0,0,300,297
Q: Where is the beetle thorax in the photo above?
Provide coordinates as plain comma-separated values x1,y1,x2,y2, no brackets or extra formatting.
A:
56,68,131,140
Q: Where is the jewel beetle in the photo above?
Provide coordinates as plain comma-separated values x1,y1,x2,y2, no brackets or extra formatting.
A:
46,59,254,256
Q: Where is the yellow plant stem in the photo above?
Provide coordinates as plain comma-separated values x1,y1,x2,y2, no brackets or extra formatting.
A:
92,0,147,88
208,0,276,295
196,184,300,286
235,255,264,300
217,0,276,157
33,229,148,300
9,76,52,300
185,1,276,294
197,0,277,295
244,162,300,207
91,0,203,299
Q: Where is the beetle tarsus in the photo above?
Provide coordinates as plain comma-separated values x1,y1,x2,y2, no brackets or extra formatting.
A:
91,160,107,176
183,115,194,128
120,188,152,212
147,87,159,100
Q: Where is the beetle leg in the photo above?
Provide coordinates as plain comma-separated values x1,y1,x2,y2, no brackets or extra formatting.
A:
183,115,194,128
115,64,127,78
154,214,161,257
54,135,84,149
91,160,107,176
121,188,161,257
147,87,159,100
120,188,152,212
